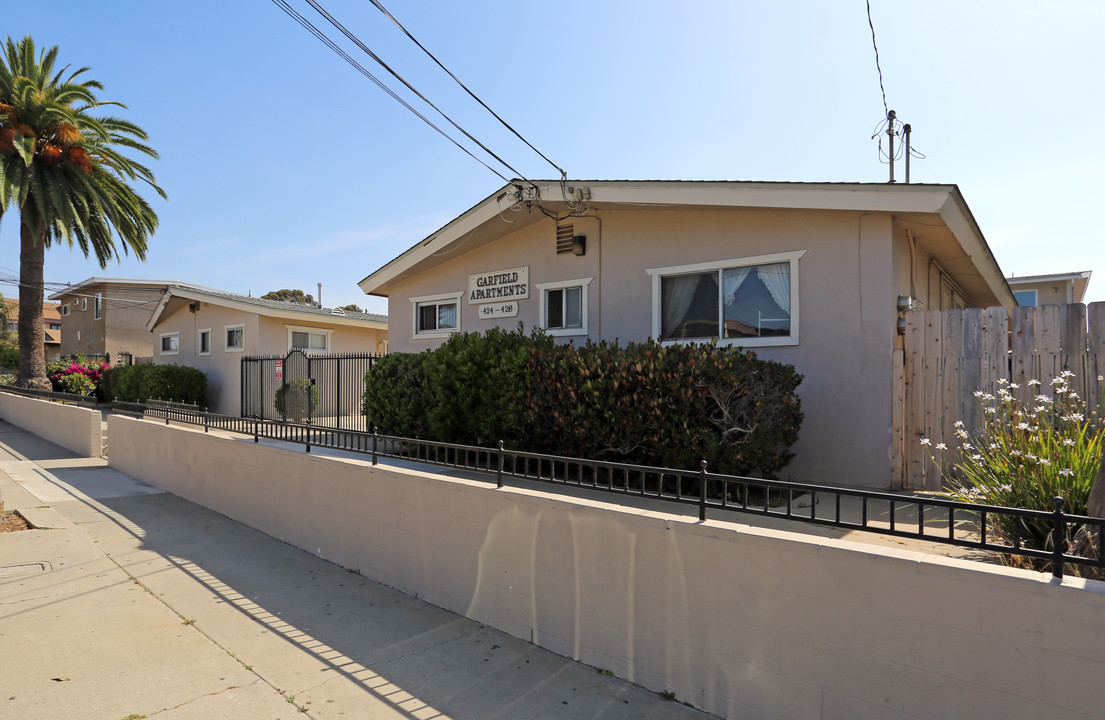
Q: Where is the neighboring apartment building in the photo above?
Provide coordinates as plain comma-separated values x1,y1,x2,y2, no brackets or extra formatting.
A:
48,277,214,362
2,300,63,361
358,180,1017,490
1005,270,1091,307
146,285,388,414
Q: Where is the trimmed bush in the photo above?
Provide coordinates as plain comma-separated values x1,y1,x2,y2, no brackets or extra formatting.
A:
525,340,803,478
423,326,553,446
362,351,432,438
101,363,207,405
364,332,803,478
274,378,320,421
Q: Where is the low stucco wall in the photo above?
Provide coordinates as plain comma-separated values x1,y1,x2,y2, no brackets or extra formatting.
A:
107,416,1105,720
0,393,101,457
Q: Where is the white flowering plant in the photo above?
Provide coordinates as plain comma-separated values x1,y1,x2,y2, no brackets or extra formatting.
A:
924,372,1104,552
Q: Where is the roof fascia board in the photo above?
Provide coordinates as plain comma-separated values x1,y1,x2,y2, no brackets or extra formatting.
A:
145,291,174,331
937,189,1017,307
358,181,962,296
151,287,387,330
1006,271,1092,284
584,183,955,213
48,277,222,301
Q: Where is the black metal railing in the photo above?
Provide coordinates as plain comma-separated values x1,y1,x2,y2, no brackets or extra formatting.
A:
112,401,1105,579
0,383,100,408
241,350,380,431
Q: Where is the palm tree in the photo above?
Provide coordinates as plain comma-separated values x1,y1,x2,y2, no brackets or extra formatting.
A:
0,36,164,388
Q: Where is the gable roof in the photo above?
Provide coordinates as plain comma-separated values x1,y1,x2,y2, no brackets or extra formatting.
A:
146,285,388,331
47,276,221,301
357,180,1016,307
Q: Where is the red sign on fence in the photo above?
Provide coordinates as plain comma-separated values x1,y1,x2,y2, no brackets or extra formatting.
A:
275,359,283,381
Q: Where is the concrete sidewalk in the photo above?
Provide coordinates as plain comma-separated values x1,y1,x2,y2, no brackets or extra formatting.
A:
0,419,714,720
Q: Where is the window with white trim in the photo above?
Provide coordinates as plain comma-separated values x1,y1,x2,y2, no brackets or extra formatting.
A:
61,304,70,316
648,250,805,347
81,298,87,311
411,292,462,337
198,329,211,356
537,277,592,336
225,324,245,351
289,328,329,352
94,293,103,320
160,332,179,355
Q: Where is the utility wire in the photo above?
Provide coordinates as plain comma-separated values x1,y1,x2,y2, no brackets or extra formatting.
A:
866,0,888,117
269,0,511,183
299,0,537,188
366,0,565,179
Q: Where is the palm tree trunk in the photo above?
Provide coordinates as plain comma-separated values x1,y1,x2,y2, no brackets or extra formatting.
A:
16,218,50,390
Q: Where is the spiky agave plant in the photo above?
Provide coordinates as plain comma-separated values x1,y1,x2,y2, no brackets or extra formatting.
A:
0,35,165,388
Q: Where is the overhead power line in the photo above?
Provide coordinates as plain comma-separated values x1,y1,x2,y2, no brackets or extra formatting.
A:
365,0,565,179
866,0,888,117
299,0,537,188
269,0,511,183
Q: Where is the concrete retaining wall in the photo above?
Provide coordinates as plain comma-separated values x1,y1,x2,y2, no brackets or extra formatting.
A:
0,392,101,457
107,415,1105,720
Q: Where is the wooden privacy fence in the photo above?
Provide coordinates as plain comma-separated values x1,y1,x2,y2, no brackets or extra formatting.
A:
897,302,1105,491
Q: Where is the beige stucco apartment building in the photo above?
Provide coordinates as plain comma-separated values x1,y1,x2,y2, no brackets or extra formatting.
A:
359,180,1017,490
49,277,214,362
147,286,388,414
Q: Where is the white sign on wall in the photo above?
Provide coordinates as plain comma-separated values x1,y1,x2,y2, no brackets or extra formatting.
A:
468,266,529,304
478,301,519,319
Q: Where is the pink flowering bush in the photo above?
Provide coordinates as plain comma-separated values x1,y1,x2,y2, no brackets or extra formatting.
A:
49,359,109,395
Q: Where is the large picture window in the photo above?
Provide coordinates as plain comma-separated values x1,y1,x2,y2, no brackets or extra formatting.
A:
648,250,805,347
411,292,462,337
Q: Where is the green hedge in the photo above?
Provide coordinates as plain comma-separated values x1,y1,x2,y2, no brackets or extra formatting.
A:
101,363,207,405
364,332,803,478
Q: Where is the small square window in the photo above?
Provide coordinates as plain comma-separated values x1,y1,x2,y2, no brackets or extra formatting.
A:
538,278,591,336
411,293,462,337
160,333,179,355
225,325,244,351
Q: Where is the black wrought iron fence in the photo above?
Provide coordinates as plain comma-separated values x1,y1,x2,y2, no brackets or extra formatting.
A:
112,400,1105,579
0,384,99,408
240,350,379,431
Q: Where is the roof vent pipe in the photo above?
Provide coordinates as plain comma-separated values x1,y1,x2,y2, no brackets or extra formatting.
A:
317,282,322,308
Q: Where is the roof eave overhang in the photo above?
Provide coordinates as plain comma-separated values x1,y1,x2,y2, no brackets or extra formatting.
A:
357,180,971,297
936,188,1018,308
148,287,388,331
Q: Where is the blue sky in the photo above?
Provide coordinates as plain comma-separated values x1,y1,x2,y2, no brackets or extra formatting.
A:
2,1,1103,313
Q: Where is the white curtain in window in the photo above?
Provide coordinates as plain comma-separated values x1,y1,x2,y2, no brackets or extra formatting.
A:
757,264,791,314
661,275,700,335
722,266,753,315
438,303,457,329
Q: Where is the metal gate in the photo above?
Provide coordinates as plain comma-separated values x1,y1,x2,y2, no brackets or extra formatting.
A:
241,350,380,430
